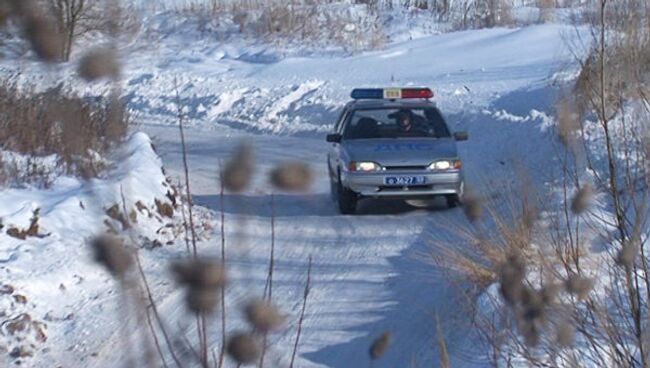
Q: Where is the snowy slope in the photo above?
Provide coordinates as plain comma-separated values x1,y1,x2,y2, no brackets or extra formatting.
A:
0,133,197,366
1,22,582,136
123,24,580,136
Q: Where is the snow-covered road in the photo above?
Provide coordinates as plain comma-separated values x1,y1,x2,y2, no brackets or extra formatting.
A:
142,123,486,367
139,78,562,367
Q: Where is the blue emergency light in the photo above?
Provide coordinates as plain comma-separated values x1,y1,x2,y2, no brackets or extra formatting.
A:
350,87,434,100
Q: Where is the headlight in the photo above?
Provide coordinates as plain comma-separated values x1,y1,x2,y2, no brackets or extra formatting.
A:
348,161,382,172
433,161,451,170
429,160,461,171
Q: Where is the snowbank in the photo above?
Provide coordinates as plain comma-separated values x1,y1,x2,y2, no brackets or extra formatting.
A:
0,132,186,366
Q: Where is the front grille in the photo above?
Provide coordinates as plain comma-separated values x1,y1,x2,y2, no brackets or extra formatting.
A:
384,165,428,171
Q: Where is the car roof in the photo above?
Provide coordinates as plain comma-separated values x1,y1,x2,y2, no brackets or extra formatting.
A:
346,99,437,110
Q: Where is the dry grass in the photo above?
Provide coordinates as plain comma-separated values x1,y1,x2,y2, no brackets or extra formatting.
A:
428,177,597,358
436,3,650,364
430,183,538,287
177,0,388,51
0,80,128,184
6,208,41,239
176,0,539,49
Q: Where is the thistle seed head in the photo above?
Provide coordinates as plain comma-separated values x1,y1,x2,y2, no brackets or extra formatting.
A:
222,144,253,192
617,242,639,269
23,12,63,62
369,331,391,360
498,253,526,305
226,332,259,365
462,191,483,222
520,287,545,323
540,282,561,306
519,317,541,347
269,161,313,191
556,99,580,147
564,274,594,300
0,3,11,28
244,299,285,333
556,322,575,347
91,235,132,279
78,47,121,82
186,287,219,314
171,258,226,288
570,184,592,215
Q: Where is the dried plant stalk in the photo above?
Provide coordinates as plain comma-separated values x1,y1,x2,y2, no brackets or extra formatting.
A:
290,255,312,368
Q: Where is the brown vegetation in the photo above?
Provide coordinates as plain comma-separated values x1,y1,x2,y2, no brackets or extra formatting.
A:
0,81,128,184
433,1,650,366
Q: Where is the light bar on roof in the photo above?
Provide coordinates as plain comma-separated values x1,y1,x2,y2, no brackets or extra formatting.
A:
350,88,434,100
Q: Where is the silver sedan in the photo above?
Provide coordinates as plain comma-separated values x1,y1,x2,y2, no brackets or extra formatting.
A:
326,89,467,214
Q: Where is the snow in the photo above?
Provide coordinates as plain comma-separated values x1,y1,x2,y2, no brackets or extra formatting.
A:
0,5,600,368
0,132,191,366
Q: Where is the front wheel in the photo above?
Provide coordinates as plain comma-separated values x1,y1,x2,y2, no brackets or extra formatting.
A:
337,178,358,215
329,177,337,202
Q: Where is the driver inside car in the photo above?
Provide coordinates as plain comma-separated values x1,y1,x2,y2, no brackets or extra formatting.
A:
391,109,428,136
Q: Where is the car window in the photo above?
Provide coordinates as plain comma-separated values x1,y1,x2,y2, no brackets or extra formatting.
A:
333,107,348,133
342,107,451,139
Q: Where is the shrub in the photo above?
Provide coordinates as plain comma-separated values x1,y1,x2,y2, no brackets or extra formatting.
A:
230,1,387,51
0,78,129,184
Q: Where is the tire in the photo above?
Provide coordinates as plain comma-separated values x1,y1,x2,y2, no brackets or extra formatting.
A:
446,194,460,208
329,171,337,202
336,175,358,215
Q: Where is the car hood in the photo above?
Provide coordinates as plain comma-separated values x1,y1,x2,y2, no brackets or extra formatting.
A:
342,138,458,167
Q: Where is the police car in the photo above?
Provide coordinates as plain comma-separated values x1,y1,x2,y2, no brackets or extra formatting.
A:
326,88,468,214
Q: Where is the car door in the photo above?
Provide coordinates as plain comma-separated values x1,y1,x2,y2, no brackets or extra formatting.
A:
328,106,350,181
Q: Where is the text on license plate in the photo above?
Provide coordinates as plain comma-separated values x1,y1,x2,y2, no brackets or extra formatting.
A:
384,176,426,185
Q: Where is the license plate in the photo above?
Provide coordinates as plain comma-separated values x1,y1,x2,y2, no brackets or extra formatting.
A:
384,176,426,185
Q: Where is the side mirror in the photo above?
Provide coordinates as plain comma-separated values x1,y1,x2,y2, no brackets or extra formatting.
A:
326,133,342,143
454,131,468,141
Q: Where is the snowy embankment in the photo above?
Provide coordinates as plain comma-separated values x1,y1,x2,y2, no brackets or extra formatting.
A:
0,12,592,368
0,133,196,365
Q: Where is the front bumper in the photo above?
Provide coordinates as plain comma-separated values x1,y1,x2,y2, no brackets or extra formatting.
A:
341,170,464,199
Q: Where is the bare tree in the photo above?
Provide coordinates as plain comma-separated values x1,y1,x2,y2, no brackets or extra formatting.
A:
46,0,102,61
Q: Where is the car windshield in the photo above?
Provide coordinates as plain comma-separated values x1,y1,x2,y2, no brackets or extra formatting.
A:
342,107,451,139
